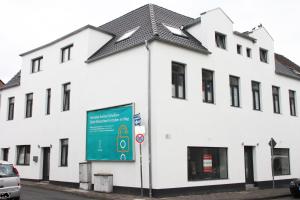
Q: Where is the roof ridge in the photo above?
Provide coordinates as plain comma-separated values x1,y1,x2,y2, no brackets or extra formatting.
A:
149,4,159,36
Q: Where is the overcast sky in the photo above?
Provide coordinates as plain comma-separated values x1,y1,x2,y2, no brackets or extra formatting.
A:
0,0,299,83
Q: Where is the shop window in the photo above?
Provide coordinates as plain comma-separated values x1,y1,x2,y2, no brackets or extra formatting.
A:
202,69,214,103
16,145,30,165
188,147,228,181
172,62,186,99
273,148,290,176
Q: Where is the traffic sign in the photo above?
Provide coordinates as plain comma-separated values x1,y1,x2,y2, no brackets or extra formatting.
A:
134,113,141,126
268,138,277,148
136,134,144,144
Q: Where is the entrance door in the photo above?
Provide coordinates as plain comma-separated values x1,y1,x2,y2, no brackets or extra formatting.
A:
244,146,254,184
42,147,50,181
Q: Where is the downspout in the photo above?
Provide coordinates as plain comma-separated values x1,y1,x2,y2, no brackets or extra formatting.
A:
145,40,153,198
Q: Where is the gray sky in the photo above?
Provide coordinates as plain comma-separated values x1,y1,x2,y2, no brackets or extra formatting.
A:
0,0,299,83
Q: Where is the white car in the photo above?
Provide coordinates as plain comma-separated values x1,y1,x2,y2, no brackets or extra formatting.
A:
0,161,21,200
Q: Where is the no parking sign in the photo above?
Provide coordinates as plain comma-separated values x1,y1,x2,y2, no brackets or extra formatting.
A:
136,134,144,144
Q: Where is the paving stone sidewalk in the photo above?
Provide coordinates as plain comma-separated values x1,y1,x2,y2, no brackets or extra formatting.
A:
21,180,291,200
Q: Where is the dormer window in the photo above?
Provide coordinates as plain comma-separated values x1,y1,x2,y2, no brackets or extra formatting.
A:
31,57,43,73
215,32,226,49
163,24,187,38
116,27,139,42
260,48,268,63
61,44,73,63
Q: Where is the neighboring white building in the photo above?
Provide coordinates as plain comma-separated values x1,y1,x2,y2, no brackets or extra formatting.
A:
1,4,300,196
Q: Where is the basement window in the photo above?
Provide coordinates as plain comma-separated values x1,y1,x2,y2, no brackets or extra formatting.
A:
163,24,188,38
116,27,140,42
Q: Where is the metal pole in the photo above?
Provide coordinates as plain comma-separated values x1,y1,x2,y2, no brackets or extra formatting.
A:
271,144,275,189
145,40,153,198
140,143,144,196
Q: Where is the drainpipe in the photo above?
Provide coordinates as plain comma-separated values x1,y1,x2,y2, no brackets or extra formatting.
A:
145,40,153,198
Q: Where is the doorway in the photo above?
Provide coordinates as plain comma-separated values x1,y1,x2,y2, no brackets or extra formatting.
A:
244,146,254,184
42,147,50,181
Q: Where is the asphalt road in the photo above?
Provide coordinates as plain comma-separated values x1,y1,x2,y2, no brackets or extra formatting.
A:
21,185,97,200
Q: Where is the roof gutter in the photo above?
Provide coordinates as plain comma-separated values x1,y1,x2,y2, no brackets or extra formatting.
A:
145,40,153,198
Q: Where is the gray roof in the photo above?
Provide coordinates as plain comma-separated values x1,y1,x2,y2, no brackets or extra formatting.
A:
275,53,300,80
86,4,210,63
0,71,21,91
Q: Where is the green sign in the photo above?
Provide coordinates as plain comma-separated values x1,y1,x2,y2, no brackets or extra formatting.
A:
86,104,134,161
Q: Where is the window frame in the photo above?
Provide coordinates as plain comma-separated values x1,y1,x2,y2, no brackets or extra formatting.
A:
1,148,9,161
229,75,240,107
202,69,214,104
7,97,15,121
215,32,227,50
46,88,51,115
60,139,69,167
272,86,280,114
16,145,31,166
61,44,73,63
172,62,186,99
25,93,33,118
246,48,252,58
62,83,71,111
273,148,290,176
237,44,242,55
260,48,268,63
31,56,43,73
252,81,261,111
289,90,296,116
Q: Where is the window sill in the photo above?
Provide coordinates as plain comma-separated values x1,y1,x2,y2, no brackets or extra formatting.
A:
59,165,68,167
230,105,241,108
172,96,187,100
16,164,30,166
203,101,215,105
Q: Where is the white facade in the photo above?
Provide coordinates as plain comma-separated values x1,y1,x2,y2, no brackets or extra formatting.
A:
0,7,299,194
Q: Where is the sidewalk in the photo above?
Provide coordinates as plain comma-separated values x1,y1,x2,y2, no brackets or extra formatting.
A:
21,180,291,200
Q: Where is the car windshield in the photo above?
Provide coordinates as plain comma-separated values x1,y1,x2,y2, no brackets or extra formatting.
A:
0,164,16,178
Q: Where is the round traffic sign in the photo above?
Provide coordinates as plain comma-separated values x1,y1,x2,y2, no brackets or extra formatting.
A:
135,134,144,144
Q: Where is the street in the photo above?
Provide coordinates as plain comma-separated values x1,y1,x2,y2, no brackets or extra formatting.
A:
21,185,97,200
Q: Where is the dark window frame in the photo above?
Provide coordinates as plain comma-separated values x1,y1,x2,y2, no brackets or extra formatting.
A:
25,93,33,118
187,146,228,181
260,48,268,63
172,62,186,99
60,139,69,167
16,145,31,166
273,148,290,176
202,69,214,104
46,88,51,115
229,75,240,107
246,48,252,58
1,148,9,161
31,56,43,73
289,90,296,116
7,97,15,120
62,83,71,111
215,32,227,50
61,44,73,63
237,44,242,55
252,81,261,111
272,86,280,114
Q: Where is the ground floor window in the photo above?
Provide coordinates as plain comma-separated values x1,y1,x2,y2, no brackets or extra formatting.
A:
188,147,228,181
1,148,9,161
16,145,31,165
60,139,69,166
273,148,290,176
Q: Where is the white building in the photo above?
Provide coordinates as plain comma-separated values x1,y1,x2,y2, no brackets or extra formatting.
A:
1,4,300,196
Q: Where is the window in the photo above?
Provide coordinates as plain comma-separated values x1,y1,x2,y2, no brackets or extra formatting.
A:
273,148,290,176
272,86,280,114
46,88,51,115
60,139,69,166
188,147,228,181
237,44,242,55
1,148,9,161
260,48,268,63
252,81,261,111
25,93,33,118
31,57,43,73
202,69,214,103
7,97,15,120
215,32,226,49
289,90,296,116
229,76,240,107
116,27,140,42
172,62,186,99
62,83,71,111
16,145,30,165
61,44,73,63
246,48,252,58
163,24,187,38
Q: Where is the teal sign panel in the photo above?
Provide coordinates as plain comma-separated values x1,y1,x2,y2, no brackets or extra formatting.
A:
86,104,134,161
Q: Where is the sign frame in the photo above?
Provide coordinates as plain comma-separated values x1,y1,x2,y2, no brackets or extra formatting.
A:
85,103,135,162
